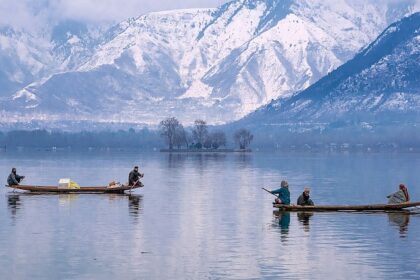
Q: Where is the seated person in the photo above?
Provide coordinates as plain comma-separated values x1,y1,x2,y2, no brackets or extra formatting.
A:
297,187,314,206
271,180,290,205
387,184,410,204
7,168,25,186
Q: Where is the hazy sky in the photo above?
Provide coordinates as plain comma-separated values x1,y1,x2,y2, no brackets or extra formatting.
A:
1,0,419,31
0,0,228,30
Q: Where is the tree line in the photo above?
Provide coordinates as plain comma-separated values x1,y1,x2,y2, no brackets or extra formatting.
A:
0,123,254,150
0,129,161,149
159,117,253,150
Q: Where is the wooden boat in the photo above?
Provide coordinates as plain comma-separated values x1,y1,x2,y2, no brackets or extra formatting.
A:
273,201,420,212
6,184,142,194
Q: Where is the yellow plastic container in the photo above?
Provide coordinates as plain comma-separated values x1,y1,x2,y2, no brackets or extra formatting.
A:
69,180,80,189
58,178,80,189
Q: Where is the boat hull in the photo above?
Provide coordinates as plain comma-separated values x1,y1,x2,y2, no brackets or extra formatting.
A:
7,184,142,194
273,202,420,212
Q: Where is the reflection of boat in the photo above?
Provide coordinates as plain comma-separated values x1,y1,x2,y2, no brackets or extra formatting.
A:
273,201,420,212
6,184,142,194
388,212,410,237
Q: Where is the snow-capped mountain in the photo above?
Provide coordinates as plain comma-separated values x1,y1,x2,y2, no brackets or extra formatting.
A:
0,26,52,97
0,20,99,101
51,20,99,71
238,12,420,128
1,0,418,126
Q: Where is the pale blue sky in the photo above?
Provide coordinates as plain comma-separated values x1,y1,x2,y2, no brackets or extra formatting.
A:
0,0,228,30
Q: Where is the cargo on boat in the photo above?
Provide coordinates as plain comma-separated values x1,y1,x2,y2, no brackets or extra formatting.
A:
273,201,420,212
6,184,142,194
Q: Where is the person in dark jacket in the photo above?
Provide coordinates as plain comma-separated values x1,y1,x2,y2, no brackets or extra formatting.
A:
297,187,314,206
271,180,290,205
7,168,25,186
128,166,144,186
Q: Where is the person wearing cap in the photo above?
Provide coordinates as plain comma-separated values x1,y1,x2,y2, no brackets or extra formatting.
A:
271,180,290,205
387,184,410,204
128,166,144,186
7,168,25,186
297,187,314,206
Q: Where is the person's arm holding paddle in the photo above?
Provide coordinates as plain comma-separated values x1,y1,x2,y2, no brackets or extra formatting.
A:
262,187,281,201
271,188,286,204
272,180,290,205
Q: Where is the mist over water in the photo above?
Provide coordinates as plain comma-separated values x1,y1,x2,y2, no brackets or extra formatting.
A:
0,151,419,279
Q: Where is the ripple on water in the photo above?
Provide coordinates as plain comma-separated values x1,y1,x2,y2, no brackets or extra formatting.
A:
0,151,419,279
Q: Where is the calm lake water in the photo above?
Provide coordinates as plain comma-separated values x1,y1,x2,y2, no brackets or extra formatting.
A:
0,150,419,279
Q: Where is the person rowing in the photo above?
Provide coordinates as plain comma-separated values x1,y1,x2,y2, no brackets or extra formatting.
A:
7,168,25,186
270,180,290,205
297,187,315,206
128,166,144,187
387,184,410,204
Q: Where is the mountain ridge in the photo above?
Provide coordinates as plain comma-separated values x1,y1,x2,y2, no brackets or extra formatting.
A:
0,0,418,127
237,12,420,130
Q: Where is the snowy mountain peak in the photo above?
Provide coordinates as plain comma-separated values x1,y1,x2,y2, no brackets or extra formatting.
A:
242,12,420,126
1,0,419,126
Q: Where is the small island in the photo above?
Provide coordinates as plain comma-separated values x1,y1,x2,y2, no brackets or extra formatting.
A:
159,117,253,153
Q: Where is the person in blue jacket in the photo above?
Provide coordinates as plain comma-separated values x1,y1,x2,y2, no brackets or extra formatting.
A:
271,180,290,205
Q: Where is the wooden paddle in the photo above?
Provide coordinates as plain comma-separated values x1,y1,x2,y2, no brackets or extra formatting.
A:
129,180,144,192
262,187,277,198
129,180,139,193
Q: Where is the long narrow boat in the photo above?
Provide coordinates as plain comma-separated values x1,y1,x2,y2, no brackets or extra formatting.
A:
273,201,420,212
6,184,142,194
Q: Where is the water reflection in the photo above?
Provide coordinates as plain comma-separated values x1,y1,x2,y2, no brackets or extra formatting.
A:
167,153,229,174
7,193,21,219
297,212,313,232
387,212,410,238
271,210,413,239
58,194,80,205
273,211,290,242
1,151,419,279
233,153,252,167
5,192,144,223
128,194,143,219
193,153,227,174
167,153,187,169
107,193,126,201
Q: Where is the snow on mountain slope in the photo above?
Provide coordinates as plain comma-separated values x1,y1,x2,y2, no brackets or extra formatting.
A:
51,20,100,71
2,0,419,126
80,9,213,76
240,12,420,127
186,0,417,115
196,12,342,115
0,20,102,104
0,26,52,97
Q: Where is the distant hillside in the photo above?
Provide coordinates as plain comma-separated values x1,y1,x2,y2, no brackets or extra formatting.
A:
231,13,420,148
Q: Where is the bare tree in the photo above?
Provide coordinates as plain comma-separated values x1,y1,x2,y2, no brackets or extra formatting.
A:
192,119,208,148
234,129,253,149
159,117,182,150
173,124,187,149
210,131,227,149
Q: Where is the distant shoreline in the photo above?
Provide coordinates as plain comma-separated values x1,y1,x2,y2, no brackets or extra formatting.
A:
1,147,418,153
160,148,252,153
